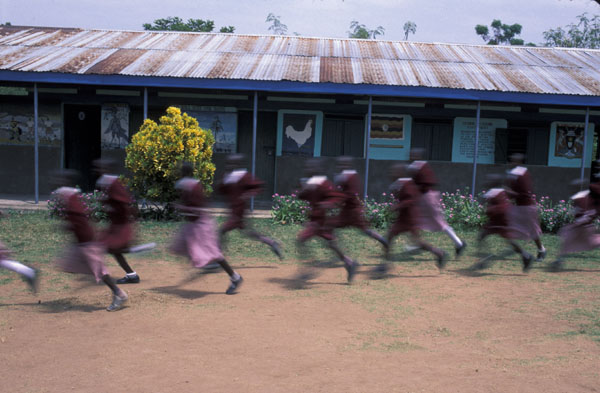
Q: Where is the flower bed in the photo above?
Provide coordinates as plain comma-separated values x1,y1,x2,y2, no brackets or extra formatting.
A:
271,189,576,233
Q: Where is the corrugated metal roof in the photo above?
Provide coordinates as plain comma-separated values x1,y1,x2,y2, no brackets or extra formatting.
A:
1,25,599,96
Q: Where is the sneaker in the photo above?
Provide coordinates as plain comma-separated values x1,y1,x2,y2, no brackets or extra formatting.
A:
107,292,128,312
345,260,358,283
226,275,243,295
436,252,448,271
203,262,221,270
455,241,467,258
522,253,533,273
536,249,547,261
116,274,140,284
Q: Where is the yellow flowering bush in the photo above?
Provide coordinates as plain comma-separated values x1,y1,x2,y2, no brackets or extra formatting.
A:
125,106,215,202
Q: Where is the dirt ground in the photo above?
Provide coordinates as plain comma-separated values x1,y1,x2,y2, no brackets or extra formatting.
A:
1,257,600,393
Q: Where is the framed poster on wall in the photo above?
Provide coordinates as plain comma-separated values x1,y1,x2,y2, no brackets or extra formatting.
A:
101,104,129,149
368,114,412,160
276,110,323,157
548,121,595,168
183,106,238,153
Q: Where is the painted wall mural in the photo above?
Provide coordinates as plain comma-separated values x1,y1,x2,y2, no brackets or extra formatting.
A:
276,110,323,157
101,104,129,149
0,104,62,146
548,121,595,168
183,108,237,153
369,114,412,160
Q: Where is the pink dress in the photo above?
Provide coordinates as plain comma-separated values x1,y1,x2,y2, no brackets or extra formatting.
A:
53,187,108,283
170,178,224,267
410,161,449,232
506,167,542,240
558,190,600,255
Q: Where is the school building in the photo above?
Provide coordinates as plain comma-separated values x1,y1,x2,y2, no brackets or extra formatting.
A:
0,25,599,202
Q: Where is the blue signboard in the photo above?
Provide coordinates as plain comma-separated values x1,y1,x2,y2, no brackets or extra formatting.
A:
368,114,412,160
451,117,507,164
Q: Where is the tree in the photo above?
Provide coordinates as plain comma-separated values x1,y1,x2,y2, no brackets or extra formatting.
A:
403,21,417,40
542,13,600,49
475,19,529,45
2,22,11,26
125,107,216,203
142,16,234,33
348,20,385,39
266,13,288,35
219,26,235,33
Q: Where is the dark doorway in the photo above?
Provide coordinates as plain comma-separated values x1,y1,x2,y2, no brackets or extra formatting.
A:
494,126,549,165
64,105,101,191
321,117,364,157
411,121,453,161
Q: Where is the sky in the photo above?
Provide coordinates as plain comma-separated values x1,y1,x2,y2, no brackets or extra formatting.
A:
0,0,599,45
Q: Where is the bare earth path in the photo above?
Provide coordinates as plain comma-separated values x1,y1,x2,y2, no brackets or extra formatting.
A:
1,257,599,393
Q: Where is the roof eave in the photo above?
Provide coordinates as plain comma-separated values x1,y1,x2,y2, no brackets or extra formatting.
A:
1,70,599,107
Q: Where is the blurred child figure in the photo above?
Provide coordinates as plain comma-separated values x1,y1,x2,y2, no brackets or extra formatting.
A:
471,174,533,272
218,154,282,259
505,153,545,261
550,179,600,272
382,164,447,273
297,159,358,282
332,156,388,253
408,148,466,256
53,170,128,311
171,163,243,294
94,159,140,284
0,212,38,292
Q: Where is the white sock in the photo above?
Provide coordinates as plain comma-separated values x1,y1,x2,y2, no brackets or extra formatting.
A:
126,272,137,277
538,246,546,252
0,260,35,279
444,227,463,247
231,272,241,281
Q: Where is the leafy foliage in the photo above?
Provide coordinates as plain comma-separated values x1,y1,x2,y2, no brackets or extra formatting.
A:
143,16,234,33
271,193,310,224
542,13,600,49
348,20,385,39
403,21,417,40
125,107,215,203
266,13,288,35
475,19,534,46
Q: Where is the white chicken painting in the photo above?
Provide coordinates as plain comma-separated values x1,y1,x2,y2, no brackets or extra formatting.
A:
284,119,313,153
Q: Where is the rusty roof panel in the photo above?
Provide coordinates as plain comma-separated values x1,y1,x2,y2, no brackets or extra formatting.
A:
0,26,599,96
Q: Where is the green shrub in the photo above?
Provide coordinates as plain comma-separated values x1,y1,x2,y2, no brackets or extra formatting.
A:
125,106,216,203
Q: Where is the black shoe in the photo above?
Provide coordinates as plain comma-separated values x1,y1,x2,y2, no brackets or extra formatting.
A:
226,275,243,295
345,261,358,283
547,260,563,272
271,242,283,260
26,269,39,294
371,263,390,279
436,252,448,271
536,249,547,261
455,241,467,258
116,274,140,284
522,253,533,273
471,256,493,271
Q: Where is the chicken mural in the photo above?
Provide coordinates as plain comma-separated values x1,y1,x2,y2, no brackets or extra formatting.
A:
283,116,315,156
